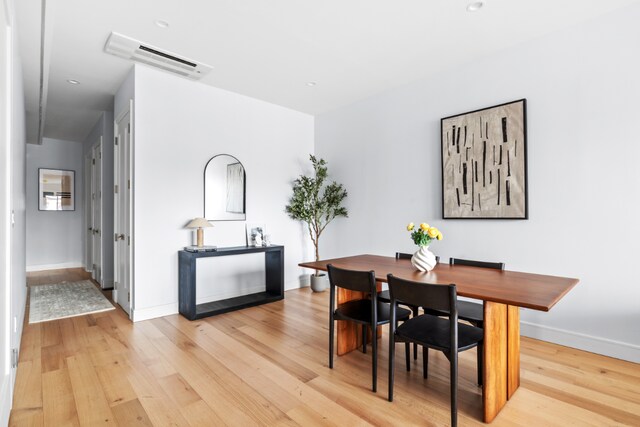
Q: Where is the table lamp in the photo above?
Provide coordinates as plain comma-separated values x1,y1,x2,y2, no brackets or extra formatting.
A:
186,217,213,247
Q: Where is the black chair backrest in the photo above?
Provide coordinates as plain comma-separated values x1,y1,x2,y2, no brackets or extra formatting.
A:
327,264,377,294
449,257,504,270
387,274,456,315
396,252,440,263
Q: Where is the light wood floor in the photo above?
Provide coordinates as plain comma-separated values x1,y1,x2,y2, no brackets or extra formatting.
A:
10,269,640,426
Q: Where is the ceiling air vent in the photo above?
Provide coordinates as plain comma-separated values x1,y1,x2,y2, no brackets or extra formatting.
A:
104,32,212,80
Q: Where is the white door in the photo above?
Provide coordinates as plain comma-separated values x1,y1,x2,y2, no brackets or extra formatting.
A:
114,105,132,316
1,0,13,412
84,153,93,271
91,139,103,284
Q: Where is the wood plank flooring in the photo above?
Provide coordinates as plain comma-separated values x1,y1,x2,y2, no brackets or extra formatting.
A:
10,268,640,426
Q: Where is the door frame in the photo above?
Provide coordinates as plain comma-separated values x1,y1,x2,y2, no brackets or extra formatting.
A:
114,101,134,318
1,1,19,422
1,2,12,422
91,137,103,284
84,152,92,272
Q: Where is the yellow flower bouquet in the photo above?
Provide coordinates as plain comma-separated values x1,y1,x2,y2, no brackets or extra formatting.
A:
407,222,443,247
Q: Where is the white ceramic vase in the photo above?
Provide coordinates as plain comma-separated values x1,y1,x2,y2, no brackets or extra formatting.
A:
411,246,437,272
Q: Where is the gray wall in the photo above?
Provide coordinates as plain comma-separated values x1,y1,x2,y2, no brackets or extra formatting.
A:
315,4,640,362
83,111,115,287
26,138,84,269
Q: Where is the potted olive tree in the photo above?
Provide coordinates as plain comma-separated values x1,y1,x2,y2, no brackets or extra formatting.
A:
286,155,348,292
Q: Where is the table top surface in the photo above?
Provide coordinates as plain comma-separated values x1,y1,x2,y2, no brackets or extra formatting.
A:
299,254,579,312
179,245,284,257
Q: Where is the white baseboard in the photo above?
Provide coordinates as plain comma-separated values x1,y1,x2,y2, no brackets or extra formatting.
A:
131,280,303,323
26,262,84,272
132,303,178,322
1,376,11,427
285,279,308,290
101,279,114,289
521,321,640,363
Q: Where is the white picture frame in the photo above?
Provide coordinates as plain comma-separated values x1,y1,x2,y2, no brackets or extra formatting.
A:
38,168,76,211
245,223,266,247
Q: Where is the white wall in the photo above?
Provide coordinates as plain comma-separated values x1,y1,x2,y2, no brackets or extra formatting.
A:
114,67,134,120
1,0,27,424
315,4,640,362
83,111,115,287
9,1,26,396
130,65,314,321
26,138,84,270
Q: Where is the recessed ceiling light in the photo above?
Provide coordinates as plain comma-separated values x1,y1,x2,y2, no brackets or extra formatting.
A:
66,79,80,85
306,81,317,87
467,1,484,12
155,20,170,28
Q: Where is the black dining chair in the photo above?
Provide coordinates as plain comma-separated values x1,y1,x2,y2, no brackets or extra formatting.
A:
387,274,483,427
378,252,440,360
423,257,504,386
424,258,505,328
377,253,416,307
328,264,411,392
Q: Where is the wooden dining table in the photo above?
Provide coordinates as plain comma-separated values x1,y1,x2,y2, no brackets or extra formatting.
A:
299,254,579,423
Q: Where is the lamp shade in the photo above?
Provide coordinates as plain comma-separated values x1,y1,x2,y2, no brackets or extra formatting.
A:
186,218,213,229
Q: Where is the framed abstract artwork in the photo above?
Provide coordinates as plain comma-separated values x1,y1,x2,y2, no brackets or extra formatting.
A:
38,168,75,211
441,99,528,219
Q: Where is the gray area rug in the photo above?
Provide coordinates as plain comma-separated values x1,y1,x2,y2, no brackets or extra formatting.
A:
29,280,115,323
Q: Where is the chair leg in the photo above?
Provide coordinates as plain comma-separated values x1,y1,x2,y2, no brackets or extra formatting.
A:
362,324,367,354
450,350,458,427
405,342,410,372
329,315,334,369
388,331,395,401
372,323,377,392
412,307,419,360
423,346,429,379
477,342,483,386
472,319,483,386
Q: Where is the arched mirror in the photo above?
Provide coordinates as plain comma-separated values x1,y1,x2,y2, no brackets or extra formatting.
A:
204,154,246,221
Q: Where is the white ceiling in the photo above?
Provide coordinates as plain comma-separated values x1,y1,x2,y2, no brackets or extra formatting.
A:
15,0,640,144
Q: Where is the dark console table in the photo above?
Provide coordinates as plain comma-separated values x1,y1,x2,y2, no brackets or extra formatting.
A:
178,245,284,320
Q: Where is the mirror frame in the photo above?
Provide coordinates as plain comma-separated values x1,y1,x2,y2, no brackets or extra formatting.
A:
203,154,247,221
38,168,76,211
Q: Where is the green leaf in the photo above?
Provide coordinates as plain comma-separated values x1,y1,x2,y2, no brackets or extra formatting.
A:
285,155,348,261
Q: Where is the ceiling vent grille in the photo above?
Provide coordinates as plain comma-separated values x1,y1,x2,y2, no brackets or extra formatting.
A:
104,32,212,80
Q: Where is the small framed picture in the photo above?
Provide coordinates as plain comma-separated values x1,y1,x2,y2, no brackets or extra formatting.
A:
38,168,75,211
246,223,266,246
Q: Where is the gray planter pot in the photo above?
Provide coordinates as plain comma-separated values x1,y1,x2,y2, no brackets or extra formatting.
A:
310,273,328,292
